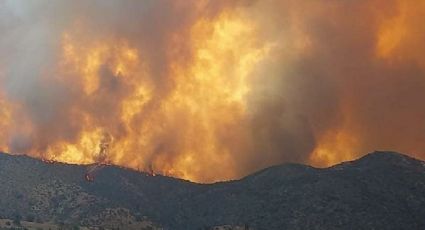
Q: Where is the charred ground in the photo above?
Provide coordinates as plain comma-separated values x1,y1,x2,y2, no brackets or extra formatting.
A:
0,151,424,229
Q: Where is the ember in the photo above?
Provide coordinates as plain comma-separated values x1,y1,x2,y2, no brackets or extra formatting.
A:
41,158,57,164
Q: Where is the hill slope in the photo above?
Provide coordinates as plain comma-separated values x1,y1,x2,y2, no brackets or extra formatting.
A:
0,151,424,229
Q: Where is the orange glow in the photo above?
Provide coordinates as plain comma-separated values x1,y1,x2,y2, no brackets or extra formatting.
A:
158,12,271,180
310,129,359,167
376,1,407,59
2,1,425,183
0,90,32,154
8,11,271,182
0,96,12,153
376,0,425,68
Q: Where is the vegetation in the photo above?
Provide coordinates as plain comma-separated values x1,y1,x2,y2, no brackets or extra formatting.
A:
0,151,424,229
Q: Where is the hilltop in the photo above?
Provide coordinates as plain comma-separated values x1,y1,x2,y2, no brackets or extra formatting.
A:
0,151,424,229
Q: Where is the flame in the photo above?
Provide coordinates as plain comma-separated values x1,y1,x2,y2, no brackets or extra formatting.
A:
41,23,152,165
376,0,425,68
7,10,270,182
0,68,12,151
310,129,359,167
155,12,271,180
0,90,32,154
2,1,425,183
0,96,12,153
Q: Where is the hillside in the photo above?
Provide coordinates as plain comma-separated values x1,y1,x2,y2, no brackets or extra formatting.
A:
0,151,424,229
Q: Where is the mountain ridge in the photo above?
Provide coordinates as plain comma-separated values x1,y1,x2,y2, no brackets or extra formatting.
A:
0,151,424,229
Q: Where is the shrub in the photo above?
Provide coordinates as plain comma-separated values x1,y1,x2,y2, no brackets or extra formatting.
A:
26,214,35,222
13,214,22,226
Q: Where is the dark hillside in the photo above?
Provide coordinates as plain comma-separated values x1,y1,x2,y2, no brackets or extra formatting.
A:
0,151,424,229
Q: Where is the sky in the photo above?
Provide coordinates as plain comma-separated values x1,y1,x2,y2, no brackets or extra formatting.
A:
0,0,424,182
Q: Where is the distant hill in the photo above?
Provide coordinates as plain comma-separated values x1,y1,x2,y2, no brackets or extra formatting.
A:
0,151,424,230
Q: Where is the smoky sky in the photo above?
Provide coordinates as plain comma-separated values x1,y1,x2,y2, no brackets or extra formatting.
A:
0,0,424,182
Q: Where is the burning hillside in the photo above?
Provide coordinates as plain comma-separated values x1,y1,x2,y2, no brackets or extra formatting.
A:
1,0,425,182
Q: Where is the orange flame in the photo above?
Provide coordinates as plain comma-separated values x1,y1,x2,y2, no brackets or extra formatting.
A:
1,1,425,183
3,10,271,182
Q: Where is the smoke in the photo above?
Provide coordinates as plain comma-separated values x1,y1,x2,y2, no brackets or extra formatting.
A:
0,0,424,182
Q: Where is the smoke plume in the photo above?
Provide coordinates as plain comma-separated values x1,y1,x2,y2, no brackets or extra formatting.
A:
0,0,424,182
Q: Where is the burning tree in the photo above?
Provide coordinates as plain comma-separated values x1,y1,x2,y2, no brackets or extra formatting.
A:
85,132,112,182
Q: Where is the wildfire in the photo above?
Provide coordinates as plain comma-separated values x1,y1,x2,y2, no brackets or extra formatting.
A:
1,1,425,182
41,158,57,164
0,97,12,153
11,9,270,182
